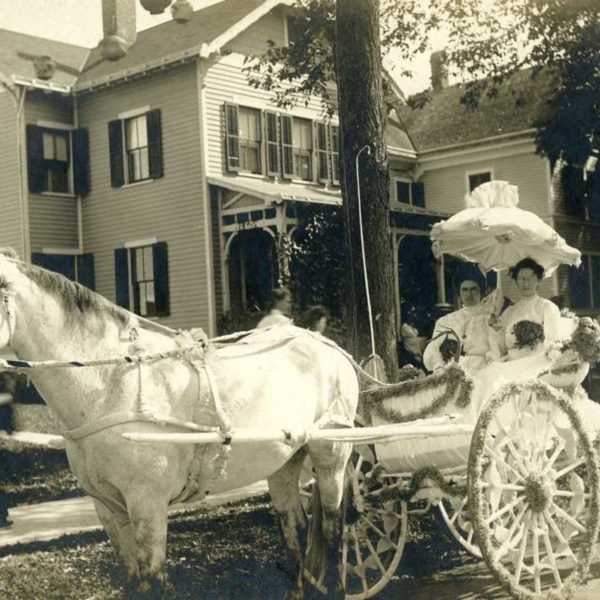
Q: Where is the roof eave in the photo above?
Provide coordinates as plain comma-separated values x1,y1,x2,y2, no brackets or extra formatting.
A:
11,75,72,94
74,0,294,93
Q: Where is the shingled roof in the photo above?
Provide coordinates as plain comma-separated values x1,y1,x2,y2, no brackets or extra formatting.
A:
0,28,88,88
397,69,554,152
76,0,284,89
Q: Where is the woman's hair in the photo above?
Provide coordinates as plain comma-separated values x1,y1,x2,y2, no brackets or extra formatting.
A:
509,258,545,280
266,287,290,311
301,305,329,330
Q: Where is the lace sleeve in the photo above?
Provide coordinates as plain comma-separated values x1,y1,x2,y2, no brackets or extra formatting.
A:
541,299,562,344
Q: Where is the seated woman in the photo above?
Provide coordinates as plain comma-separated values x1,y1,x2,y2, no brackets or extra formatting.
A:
473,258,600,435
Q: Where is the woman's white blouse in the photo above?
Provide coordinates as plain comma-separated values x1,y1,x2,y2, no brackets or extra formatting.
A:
499,295,562,354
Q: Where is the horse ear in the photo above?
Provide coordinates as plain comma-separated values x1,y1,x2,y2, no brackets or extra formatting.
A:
0,248,19,260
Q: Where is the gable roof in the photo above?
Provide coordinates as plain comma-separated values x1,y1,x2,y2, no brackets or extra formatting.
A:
76,0,292,90
397,69,554,152
0,28,88,89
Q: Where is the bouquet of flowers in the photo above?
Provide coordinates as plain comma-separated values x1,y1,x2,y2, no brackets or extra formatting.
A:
568,316,600,363
440,336,461,363
512,320,545,350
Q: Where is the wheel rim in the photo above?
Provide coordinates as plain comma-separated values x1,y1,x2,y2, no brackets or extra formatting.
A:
438,494,482,558
469,380,600,599
343,449,408,600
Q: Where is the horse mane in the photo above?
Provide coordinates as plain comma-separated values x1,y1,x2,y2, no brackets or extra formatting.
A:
0,249,131,331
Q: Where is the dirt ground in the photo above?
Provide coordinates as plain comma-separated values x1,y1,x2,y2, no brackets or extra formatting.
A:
1,500,600,600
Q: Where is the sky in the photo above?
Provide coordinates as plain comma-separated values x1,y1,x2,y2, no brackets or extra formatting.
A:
0,0,438,95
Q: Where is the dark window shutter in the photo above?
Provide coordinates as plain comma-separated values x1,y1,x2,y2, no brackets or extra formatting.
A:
396,180,411,204
108,119,125,188
411,181,425,208
562,164,586,217
569,259,591,309
77,253,96,290
265,111,280,177
114,248,130,308
72,128,90,196
147,109,164,179
281,115,294,179
26,124,45,193
153,242,170,317
32,253,75,280
589,173,600,222
224,103,240,172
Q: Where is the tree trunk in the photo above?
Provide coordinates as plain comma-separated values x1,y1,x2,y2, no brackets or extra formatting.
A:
335,0,398,379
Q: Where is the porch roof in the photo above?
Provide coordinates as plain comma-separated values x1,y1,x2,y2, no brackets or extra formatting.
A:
207,176,342,207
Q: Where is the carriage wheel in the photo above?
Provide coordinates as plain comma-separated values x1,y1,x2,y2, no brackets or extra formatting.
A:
469,380,600,599
438,494,482,558
300,447,408,599
343,447,408,599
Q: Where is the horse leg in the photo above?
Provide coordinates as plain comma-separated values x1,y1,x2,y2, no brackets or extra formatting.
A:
305,440,353,600
268,448,309,600
93,499,140,587
126,490,169,600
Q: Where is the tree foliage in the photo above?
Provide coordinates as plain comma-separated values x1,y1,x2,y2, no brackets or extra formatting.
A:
245,0,600,161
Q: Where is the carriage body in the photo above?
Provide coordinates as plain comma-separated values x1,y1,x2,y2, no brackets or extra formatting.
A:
346,330,600,600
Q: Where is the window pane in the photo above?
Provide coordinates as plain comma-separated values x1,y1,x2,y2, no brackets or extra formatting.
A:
317,123,327,151
42,132,54,160
143,246,154,280
396,180,411,204
139,284,148,316
135,248,144,282
47,166,69,193
136,116,148,147
293,118,312,150
125,119,138,150
239,108,260,142
55,135,68,161
140,147,150,180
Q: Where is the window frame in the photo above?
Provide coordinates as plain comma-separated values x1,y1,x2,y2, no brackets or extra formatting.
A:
466,168,494,194
393,176,413,205
237,106,263,175
124,114,151,184
36,123,75,196
130,244,157,317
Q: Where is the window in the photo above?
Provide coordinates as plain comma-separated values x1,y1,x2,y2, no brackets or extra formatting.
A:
569,254,600,310
395,179,411,204
26,125,90,195
292,117,313,181
238,107,262,174
393,178,426,208
114,242,169,317
108,109,163,187
125,115,150,182
316,123,340,185
468,171,492,192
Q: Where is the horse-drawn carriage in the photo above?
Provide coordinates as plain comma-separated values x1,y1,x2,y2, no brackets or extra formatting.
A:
327,326,600,600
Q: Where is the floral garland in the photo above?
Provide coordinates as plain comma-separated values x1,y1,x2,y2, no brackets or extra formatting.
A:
512,319,544,350
360,363,473,424
467,380,600,600
365,465,467,504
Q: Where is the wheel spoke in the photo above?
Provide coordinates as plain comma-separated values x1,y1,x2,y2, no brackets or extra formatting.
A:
532,514,542,595
549,501,586,534
362,515,399,548
515,513,532,585
553,490,590,499
495,504,529,560
553,458,586,481
485,443,525,483
542,521,563,589
342,529,348,587
541,439,565,475
351,526,369,593
485,495,525,526
449,496,468,525
543,510,576,561
364,536,387,576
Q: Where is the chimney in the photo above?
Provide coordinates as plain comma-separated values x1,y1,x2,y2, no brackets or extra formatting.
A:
430,50,449,91
102,0,137,45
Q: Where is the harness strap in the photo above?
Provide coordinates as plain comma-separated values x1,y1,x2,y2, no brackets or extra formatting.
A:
63,411,220,441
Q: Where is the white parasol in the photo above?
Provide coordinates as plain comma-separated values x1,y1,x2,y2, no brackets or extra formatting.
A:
430,180,581,277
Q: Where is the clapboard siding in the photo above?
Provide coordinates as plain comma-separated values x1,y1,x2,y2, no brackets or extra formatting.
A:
224,9,286,56
422,149,550,218
25,90,73,125
77,63,207,331
0,91,25,256
25,91,78,252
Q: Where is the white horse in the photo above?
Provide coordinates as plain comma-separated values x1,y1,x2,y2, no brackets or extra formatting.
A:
0,249,359,599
